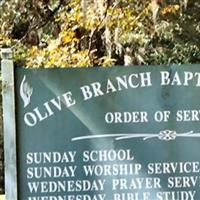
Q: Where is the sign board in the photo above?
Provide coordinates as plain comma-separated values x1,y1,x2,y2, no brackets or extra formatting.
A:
2,56,200,200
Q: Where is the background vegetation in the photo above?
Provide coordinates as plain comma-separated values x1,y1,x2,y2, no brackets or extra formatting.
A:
0,0,200,193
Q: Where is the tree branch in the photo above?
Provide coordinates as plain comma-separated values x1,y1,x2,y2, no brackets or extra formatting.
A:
88,0,110,64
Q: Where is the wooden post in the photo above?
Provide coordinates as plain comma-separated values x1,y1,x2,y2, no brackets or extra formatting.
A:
1,48,17,200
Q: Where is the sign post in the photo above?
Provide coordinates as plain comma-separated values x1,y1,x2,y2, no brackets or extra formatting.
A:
1,48,17,200
2,60,200,200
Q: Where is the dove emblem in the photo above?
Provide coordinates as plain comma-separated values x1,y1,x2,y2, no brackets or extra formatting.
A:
20,75,33,108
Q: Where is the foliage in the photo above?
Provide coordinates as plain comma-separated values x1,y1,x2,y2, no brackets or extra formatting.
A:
0,0,200,68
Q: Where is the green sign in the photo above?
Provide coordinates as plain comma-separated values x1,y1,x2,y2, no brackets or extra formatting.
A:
3,62,200,200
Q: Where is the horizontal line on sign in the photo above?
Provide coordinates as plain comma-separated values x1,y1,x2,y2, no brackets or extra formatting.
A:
71,134,128,141
71,130,200,142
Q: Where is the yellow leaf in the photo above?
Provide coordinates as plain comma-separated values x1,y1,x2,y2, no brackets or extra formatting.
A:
161,5,180,15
